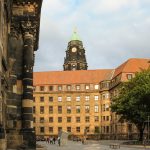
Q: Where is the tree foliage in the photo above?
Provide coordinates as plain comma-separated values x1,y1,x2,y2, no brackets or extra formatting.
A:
111,69,150,141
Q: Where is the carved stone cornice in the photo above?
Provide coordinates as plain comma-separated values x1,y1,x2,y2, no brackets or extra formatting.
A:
21,20,38,40
12,0,43,51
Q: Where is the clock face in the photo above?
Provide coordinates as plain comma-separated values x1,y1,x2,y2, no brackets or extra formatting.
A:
71,47,77,52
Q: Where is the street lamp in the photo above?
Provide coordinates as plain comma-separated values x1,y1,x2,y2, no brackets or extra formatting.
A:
148,116,149,142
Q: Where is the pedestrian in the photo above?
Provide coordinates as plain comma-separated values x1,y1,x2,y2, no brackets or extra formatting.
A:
46,137,49,143
57,137,61,146
50,137,53,144
53,137,56,144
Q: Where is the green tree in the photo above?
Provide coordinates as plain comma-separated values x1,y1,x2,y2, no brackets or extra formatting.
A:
111,69,150,141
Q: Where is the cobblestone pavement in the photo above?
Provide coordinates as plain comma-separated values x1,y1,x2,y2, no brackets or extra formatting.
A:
37,140,150,150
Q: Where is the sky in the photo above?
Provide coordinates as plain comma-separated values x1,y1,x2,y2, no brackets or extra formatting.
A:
34,0,150,72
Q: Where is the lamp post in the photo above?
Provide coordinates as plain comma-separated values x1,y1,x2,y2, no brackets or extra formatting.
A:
148,116,150,142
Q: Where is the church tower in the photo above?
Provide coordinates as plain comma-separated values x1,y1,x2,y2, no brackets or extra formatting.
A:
63,30,88,71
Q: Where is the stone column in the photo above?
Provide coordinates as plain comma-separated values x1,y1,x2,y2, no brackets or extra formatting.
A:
21,32,35,148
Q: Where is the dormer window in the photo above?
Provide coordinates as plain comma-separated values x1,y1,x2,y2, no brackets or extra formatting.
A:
58,86,62,91
127,74,133,80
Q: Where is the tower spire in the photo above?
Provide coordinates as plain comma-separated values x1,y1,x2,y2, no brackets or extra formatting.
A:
70,27,81,41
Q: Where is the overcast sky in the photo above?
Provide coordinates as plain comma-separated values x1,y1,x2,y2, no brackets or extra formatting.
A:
34,0,150,72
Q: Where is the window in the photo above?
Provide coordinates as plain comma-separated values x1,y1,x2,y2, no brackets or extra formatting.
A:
85,116,90,122
94,95,99,101
58,117,62,123
67,85,71,91
49,86,53,91
33,106,35,113
106,126,109,133
85,105,90,113
58,96,62,102
94,105,99,113
40,86,44,91
58,86,62,91
94,85,99,89
67,106,71,114
33,97,35,102
105,104,109,111
76,127,80,132
95,116,99,122
49,127,53,133
106,116,109,121
67,96,71,101
102,94,106,100
76,106,80,113
49,117,53,123
106,93,109,99
67,117,71,123
76,85,80,90
40,97,44,102
40,117,44,123
76,96,80,101
40,106,44,114
49,97,53,102
58,127,62,132
103,116,105,121
58,106,62,114
127,74,133,80
85,127,89,132
85,96,90,101
67,127,71,132
85,85,90,90
33,117,36,123
95,126,99,133
49,106,53,114
76,117,80,123
40,127,44,133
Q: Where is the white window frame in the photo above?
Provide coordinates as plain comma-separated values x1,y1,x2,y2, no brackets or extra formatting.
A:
85,96,90,101
95,85,99,89
85,85,90,90
94,105,99,113
58,96,62,102
94,95,99,101
67,96,71,101
76,96,80,101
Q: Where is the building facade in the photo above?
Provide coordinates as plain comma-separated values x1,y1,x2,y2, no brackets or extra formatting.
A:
33,70,113,138
0,0,42,149
33,58,150,139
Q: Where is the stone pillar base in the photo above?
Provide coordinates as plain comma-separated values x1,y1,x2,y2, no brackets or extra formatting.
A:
20,128,36,149
0,139,7,150
7,130,23,149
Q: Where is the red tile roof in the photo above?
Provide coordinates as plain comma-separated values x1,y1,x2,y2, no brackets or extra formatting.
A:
33,69,114,85
112,58,150,78
33,58,150,85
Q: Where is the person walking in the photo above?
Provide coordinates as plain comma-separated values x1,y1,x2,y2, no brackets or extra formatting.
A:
53,137,56,144
57,137,61,146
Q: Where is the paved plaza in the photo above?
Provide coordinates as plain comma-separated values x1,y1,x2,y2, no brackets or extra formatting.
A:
37,140,150,150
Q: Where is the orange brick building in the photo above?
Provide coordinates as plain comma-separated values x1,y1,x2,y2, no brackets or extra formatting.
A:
33,58,150,139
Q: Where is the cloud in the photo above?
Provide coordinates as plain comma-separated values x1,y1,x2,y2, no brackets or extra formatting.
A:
34,0,150,71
